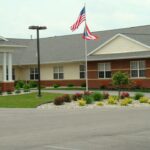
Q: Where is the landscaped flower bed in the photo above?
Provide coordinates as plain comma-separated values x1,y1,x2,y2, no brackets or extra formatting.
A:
38,91,150,109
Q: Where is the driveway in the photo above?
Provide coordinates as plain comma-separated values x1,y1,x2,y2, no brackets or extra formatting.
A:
0,107,150,150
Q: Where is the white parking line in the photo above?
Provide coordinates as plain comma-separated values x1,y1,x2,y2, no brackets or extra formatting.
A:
45,145,80,150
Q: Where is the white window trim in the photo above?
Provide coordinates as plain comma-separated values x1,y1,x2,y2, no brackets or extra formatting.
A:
30,67,38,80
98,63,111,79
130,60,146,78
79,64,85,79
53,65,64,80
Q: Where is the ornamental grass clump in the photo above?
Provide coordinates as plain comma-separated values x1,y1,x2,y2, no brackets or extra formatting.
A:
97,101,104,106
134,93,144,100
78,99,86,106
139,97,149,103
54,96,64,105
120,99,129,106
107,96,118,105
92,92,103,101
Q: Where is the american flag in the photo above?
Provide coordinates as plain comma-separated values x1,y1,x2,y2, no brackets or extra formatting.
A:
70,6,86,31
82,23,98,40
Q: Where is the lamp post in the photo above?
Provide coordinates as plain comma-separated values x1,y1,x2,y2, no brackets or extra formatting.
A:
28,26,47,97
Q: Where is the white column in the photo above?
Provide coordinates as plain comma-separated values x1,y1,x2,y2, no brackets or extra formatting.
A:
3,52,7,82
8,53,12,81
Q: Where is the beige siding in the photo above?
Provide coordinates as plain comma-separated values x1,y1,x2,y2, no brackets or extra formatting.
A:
13,62,83,80
94,36,149,55
0,66,2,81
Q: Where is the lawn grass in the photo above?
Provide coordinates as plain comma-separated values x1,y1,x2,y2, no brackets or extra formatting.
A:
0,92,63,108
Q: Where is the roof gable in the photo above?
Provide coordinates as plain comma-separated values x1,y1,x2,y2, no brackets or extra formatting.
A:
88,34,150,55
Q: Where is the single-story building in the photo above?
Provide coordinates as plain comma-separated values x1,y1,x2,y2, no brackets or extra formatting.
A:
0,25,150,91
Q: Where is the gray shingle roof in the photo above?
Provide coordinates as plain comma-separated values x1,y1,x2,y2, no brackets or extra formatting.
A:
1,25,150,65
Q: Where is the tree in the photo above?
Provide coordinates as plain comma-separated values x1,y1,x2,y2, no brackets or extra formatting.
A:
112,71,129,99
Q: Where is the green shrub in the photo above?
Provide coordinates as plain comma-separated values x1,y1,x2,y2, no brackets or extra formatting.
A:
92,92,103,101
134,93,144,100
81,83,86,87
53,96,64,105
16,80,25,88
139,97,149,103
7,91,12,94
53,84,60,88
23,84,30,92
78,99,86,106
67,84,74,88
62,94,71,102
97,101,104,106
0,91,2,95
107,96,118,105
124,98,133,104
29,81,37,88
83,95,94,104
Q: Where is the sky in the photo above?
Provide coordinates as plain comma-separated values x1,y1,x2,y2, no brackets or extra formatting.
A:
1,0,150,39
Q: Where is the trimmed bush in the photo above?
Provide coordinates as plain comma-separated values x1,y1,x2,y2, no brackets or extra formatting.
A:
15,80,25,88
78,99,86,106
120,92,130,99
0,91,2,95
67,84,74,88
29,81,37,88
81,83,86,87
134,93,144,100
54,96,64,105
7,91,12,95
139,97,149,103
72,93,83,101
53,84,60,88
83,95,94,104
124,98,133,104
62,94,71,103
102,92,109,99
92,92,103,101
23,84,30,92
97,101,104,106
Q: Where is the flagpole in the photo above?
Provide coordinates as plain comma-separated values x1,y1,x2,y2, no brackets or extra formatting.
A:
84,4,88,92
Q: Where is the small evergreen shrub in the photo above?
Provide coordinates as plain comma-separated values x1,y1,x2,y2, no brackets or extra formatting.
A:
7,91,12,94
0,91,2,95
139,97,149,103
67,84,74,88
134,93,144,100
81,83,86,87
78,99,86,106
16,80,25,88
120,92,130,99
62,94,71,102
53,84,60,88
54,96,64,105
83,95,94,104
97,101,104,106
72,93,83,101
29,81,37,88
92,92,103,101
107,96,118,105
15,83,21,93
23,84,30,92
102,92,109,99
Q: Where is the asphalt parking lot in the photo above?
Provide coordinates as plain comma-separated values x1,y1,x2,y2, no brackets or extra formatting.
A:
0,107,150,150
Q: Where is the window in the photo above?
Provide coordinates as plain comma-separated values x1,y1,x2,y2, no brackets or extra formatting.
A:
6,67,15,80
80,64,85,79
30,67,38,80
98,63,111,78
130,60,145,78
53,66,64,79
